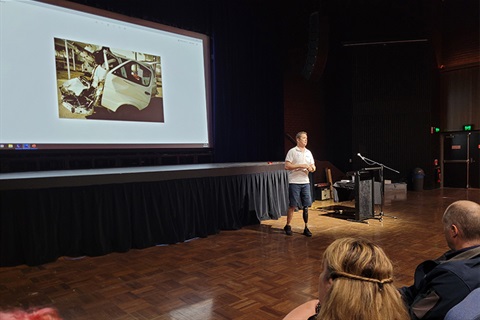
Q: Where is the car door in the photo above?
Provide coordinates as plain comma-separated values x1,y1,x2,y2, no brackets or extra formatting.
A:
101,60,153,112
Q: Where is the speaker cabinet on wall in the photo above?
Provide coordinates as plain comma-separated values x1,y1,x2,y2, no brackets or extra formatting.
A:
302,11,329,81
354,170,374,221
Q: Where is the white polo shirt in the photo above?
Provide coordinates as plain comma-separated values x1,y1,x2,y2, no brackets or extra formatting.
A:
285,146,314,184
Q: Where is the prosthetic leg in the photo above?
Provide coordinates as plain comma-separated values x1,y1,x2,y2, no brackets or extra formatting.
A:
303,206,309,224
303,206,312,237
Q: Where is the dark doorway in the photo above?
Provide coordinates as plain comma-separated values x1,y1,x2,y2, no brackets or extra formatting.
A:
443,132,480,188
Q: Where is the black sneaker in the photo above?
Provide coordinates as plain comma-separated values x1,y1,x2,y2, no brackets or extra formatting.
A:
284,225,292,236
303,227,312,237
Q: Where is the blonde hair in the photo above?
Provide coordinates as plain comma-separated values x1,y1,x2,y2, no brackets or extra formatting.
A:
316,238,409,320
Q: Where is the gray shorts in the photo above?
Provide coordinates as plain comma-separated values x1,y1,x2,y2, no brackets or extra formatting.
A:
289,183,311,208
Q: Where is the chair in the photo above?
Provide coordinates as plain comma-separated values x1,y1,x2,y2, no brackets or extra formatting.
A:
326,168,333,199
444,288,480,320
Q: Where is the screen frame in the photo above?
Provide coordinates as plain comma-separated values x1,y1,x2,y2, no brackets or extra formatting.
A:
0,0,213,152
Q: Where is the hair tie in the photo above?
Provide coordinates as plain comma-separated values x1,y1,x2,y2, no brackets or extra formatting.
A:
331,271,393,290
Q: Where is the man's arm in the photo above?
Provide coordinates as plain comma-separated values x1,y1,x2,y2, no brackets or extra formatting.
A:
399,285,417,308
285,161,310,171
404,268,472,320
307,150,316,172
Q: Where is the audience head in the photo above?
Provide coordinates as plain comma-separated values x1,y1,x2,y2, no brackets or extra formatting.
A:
442,200,480,250
316,237,409,320
0,307,62,320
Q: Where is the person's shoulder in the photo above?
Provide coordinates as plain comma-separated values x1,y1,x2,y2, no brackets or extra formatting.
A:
286,147,298,154
283,299,319,320
429,257,480,283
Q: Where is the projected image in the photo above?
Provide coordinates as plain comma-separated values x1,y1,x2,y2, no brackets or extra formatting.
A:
55,38,164,122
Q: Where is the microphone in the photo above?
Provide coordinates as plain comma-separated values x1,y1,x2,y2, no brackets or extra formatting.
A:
357,153,365,160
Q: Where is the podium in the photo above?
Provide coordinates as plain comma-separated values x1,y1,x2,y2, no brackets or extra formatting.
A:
332,167,392,222
354,170,375,221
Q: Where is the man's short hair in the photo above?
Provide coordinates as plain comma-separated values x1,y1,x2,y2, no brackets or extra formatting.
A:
443,200,480,240
296,131,307,139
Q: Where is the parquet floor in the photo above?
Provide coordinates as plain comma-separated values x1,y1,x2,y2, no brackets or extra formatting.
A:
1,188,480,319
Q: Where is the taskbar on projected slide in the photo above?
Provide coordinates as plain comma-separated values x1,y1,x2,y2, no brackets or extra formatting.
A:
0,143,212,150
0,143,39,150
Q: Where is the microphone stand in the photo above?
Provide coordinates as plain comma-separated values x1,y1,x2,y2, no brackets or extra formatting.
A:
358,155,399,221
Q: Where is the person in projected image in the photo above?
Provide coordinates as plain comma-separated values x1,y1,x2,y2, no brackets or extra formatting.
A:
130,64,141,82
283,237,409,320
399,200,480,320
284,131,315,237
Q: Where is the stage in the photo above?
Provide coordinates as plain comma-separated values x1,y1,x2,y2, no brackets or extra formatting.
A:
0,162,288,266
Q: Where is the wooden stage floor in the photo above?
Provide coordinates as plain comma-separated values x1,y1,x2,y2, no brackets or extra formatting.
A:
1,188,479,319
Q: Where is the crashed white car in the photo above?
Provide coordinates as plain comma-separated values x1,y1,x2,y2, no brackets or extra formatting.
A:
60,51,157,115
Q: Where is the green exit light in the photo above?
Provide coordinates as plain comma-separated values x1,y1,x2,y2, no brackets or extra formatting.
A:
464,125,473,131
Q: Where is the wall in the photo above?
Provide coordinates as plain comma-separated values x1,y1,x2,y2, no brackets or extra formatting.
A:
282,0,479,190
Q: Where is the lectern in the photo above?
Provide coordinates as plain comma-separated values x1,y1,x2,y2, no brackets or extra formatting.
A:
354,170,375,221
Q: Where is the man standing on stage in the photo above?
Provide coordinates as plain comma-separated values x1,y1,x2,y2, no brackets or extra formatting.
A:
284,131,316,237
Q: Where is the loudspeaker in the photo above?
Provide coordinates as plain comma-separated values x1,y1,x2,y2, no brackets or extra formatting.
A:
302,12,329,81
354,170,374,221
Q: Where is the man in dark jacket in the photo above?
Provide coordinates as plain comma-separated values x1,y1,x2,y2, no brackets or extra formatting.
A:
400,200,480,320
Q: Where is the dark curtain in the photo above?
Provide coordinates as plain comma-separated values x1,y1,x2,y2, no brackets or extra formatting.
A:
0,170,288,267
66,0,286,164
347,42,435,185
209,1,285,163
